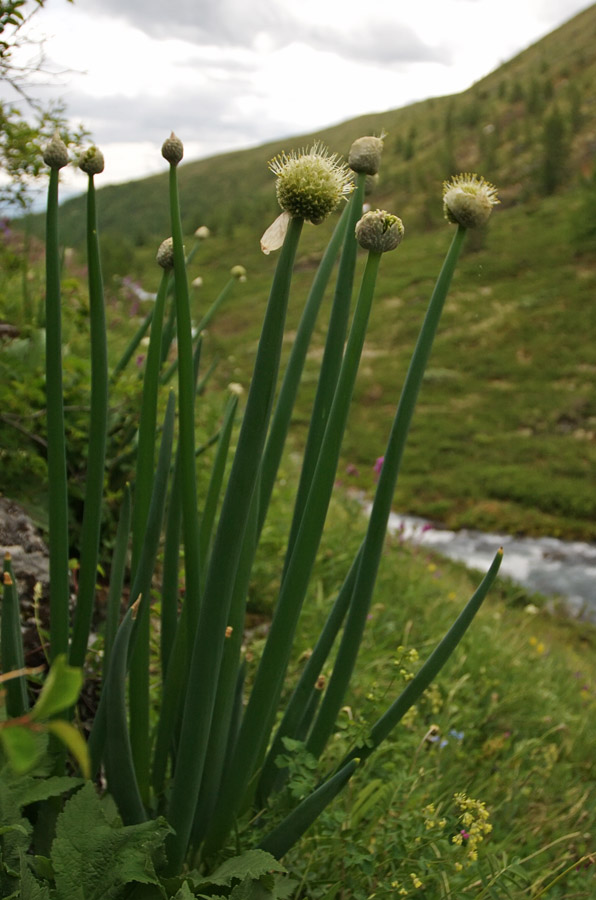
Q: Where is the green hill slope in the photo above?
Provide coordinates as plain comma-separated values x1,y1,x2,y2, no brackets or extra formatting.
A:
23,4,596,541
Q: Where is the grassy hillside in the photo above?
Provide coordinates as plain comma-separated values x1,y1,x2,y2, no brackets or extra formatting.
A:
16,3,596,541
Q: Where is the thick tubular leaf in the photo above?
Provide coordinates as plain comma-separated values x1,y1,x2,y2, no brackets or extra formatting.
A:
111,307,154,383
89,393,175,783
204,250,381,857
306,224,468,758
195,277,236,334
44,167,70,661
256,544,362,805
281,175,366,572
338,549,503,769
103,604,147,825
257,199,352,535
103,484,131,677
130,268,170,580
198,393,238,582
190,490,258,849
164,216,303,875
128,390,176,801
1,554,28,716
257,759,359,860
160,446,183,681
70,173,109,669
168,164,202,638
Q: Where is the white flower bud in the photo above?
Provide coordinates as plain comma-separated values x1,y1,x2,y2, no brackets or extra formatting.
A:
355,210,404,253
348,135,384,175
442,173,499,229
43,132,69,170
156,237,174,269
162,132,184,166
78,146,104,176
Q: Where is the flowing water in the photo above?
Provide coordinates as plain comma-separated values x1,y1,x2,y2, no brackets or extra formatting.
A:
377,508,596,622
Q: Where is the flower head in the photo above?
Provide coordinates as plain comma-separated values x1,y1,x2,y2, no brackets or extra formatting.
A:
268,142,353,225
355,209,404,253
443,173,499,229
348,134,384,175
156,237,174,270
230,264,247,281
162,132,184,166
194,225,210,240
78,145,104,176
43,132,69,170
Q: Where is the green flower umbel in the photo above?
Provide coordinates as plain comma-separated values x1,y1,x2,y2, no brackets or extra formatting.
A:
443,173,499,228
269,142,353,225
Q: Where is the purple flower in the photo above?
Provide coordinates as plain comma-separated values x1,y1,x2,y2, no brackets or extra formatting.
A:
373,456,384,476
345,463,359,477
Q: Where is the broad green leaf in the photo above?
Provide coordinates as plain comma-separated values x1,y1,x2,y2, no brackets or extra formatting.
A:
52,782,172,900
30,655,83,721
0,726,45,774
46,720,90,779
19,855,51,900
197,849,286,888
171,884,195,900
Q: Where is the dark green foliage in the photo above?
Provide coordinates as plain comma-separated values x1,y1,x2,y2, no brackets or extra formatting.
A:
540,106,569,195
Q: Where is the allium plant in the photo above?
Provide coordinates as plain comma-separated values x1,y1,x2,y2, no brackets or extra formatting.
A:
1,130,503,889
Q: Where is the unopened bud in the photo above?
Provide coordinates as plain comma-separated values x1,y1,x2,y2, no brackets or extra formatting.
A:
355,209,404,253
43,132,69,170
156,237,174,269
348,135,384,175
442,173,499,229
230,265,247,281
162,132,184,166
78,145,105,176
194,225,210,240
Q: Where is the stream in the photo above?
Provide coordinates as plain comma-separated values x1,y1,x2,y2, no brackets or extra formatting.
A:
376,508,596,623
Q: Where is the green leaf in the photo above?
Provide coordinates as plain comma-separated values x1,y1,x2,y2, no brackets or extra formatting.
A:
30,656,83,721
52,782,172,900
171,884,195,900
19,855,51,900
46,720,90,779
203,850,286,887
0,725,45,774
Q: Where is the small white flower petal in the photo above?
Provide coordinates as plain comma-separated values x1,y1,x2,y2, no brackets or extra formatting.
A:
260,211,291,255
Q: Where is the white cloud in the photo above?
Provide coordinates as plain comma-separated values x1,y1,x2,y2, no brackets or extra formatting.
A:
3,0,592,193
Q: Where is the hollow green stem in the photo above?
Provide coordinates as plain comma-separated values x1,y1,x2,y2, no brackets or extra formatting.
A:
44,167,70,661
103,484,131,677
69,173,109,669
111,307,154,383
165,215,303,875
257,759,359,860
204,249,381,856
282,175,366,571
168,163,202,637
2,554,28,716
337,549,503,769
258,199,352,534
307,224,467,758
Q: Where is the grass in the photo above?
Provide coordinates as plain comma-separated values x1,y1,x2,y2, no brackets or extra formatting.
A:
245,483,596,898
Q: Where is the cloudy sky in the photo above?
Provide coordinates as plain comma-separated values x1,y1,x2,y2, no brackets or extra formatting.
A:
3,0,592,199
